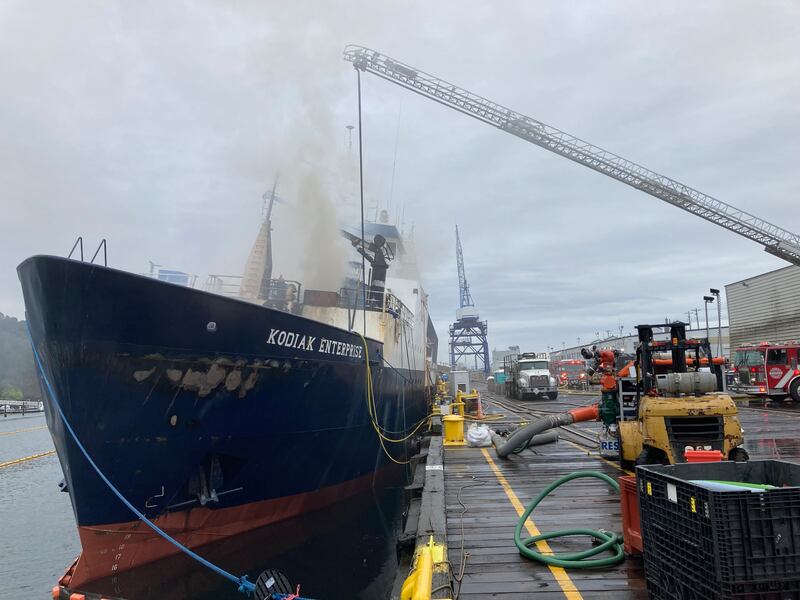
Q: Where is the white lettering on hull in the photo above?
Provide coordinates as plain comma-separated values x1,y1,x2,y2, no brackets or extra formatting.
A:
266,328,363,359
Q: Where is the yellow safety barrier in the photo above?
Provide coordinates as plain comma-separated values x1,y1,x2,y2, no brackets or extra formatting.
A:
401,536,448,600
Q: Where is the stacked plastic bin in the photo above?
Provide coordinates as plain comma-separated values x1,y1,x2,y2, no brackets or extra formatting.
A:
637,460,800,599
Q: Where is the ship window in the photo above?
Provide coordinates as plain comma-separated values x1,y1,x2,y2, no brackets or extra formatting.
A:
767,349,788,365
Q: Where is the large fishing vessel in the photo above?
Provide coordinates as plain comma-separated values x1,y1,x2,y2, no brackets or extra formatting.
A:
18,211,437,587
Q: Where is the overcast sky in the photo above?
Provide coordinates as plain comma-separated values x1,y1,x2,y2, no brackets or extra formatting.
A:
1,1,798,358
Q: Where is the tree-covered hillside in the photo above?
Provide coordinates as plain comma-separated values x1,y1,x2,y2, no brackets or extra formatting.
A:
0,313,39,400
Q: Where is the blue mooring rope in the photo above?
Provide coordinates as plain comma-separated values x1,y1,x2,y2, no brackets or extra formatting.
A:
26,323,256,596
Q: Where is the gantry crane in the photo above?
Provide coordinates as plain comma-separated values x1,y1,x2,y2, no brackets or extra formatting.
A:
456,225,474,309
343,46,800,267
449,225,490,373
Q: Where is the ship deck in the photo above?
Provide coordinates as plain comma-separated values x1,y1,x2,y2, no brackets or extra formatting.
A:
439,387,800,599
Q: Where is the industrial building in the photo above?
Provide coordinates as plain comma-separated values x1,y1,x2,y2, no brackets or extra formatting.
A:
491,345,519,370
726,265,800,350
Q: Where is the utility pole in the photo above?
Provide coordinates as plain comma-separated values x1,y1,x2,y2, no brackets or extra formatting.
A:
693,308,700,331
686,311,693,328
703,296,715,341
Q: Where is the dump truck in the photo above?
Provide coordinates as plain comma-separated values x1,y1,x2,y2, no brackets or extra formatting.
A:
504,352,558,400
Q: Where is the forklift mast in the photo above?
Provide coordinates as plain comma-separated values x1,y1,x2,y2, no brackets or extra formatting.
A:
636,322,723,399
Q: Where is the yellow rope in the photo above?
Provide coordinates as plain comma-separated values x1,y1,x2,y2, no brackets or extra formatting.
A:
355,331,434,465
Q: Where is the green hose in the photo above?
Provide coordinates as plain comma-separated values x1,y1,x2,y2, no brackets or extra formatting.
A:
514,470,625,568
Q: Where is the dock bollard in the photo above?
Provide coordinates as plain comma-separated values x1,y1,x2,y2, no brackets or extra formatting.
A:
452,391,466,416
443,414,466,446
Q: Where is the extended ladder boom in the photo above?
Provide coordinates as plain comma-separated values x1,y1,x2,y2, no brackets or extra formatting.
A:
344,45,800,267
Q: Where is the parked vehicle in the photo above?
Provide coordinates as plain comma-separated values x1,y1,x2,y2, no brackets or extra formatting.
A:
732,341,800,401
551,358,589,390
504,352,558,400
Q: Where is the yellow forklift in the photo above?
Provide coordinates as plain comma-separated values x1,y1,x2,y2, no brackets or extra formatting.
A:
495,322,746,465
611,323,747,466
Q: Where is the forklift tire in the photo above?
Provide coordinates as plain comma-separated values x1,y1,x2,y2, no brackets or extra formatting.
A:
728,447,749,462
790,379,800,403
635,447,668,467
546,392,558,401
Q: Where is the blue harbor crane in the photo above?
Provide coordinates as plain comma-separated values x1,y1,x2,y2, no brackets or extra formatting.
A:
449,225,490,374
456,225,474,309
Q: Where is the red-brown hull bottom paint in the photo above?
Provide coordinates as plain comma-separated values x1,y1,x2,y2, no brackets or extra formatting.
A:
60,467,396,589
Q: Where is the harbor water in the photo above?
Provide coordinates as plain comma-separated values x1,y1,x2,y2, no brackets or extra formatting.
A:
0,412,406,600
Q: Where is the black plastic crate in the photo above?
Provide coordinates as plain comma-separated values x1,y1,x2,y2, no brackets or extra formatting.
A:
637,460,800,598
645,558,800,600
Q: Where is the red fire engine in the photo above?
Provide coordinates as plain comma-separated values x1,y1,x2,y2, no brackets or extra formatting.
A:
733,341,800,401
551,359,589,390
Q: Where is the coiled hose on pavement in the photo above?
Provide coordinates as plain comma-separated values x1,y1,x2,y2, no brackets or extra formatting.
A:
515,470,625,569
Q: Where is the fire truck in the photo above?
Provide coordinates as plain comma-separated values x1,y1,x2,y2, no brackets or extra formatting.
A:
733,341,800,401
551,359,589,390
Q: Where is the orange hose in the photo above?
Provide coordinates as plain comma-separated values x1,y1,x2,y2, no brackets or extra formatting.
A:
653,357,725,366
569,405,599,423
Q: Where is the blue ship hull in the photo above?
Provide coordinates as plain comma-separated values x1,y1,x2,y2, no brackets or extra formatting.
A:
18,256,426,586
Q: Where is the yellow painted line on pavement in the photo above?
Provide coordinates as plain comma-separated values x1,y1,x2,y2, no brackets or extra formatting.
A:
0,425,47,436
480,448,583,600
0,450,56,469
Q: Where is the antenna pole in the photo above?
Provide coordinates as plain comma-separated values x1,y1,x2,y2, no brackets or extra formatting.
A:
357,70,367,335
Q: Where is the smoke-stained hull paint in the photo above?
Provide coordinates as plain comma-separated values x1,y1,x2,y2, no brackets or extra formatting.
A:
18,256,426,587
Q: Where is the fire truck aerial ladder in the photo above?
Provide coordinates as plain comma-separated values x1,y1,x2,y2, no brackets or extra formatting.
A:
343,45,800,267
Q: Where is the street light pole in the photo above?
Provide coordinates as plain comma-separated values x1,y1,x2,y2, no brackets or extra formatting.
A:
703,296,715,342
710,288,723,358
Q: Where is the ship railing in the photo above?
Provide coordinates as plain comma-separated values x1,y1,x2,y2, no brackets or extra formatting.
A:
336,287,413,324
67,236,107,266
383,289,414,325
138,270,201,288
204,274,243,297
